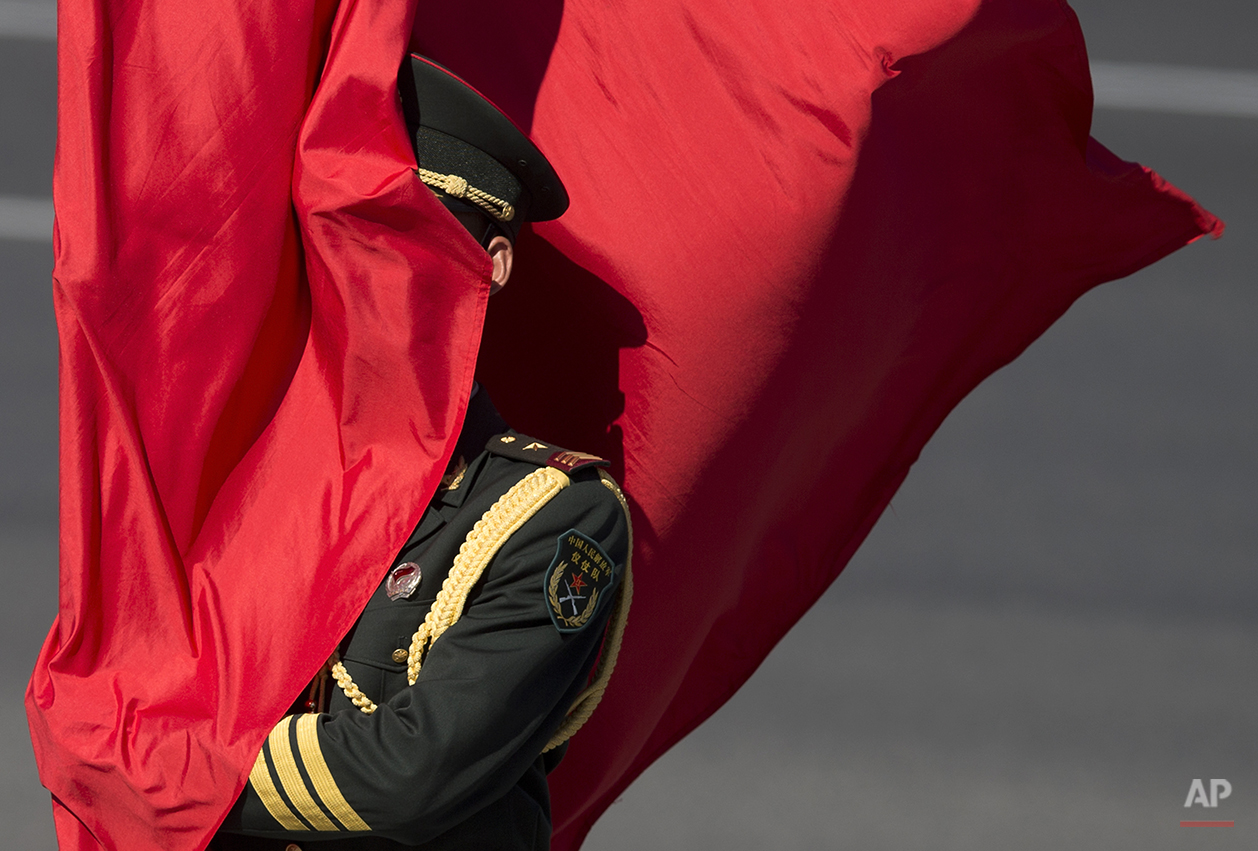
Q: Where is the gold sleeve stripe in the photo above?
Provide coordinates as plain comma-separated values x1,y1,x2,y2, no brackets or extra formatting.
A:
248,745,307,831
294,713,371,831
268,717,339,831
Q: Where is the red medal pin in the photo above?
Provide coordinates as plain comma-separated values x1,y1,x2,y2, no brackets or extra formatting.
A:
386,562,422,601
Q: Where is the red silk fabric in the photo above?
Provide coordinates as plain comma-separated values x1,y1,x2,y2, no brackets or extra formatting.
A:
422,1,1219,849
28,0,1220,849
27,0,491,847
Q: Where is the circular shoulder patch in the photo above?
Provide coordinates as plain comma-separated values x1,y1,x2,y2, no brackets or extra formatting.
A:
545,529,617,633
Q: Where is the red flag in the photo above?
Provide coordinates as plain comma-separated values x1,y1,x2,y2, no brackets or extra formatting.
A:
28,0,1219,849
27,0,490,847
417,1,1219,848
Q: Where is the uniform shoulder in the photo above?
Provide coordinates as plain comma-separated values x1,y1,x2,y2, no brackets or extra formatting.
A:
483,433,629,548
485,433,611,476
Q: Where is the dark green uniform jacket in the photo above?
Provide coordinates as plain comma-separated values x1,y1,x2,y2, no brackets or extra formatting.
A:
213,391,629,850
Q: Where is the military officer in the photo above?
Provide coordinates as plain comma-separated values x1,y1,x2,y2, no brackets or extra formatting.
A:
212,55,631,850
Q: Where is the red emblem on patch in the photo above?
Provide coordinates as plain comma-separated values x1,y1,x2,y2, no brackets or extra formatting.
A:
545,529,617,633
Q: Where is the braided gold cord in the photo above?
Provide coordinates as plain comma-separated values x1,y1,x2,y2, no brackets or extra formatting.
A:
417,168,516,223
543,470,634,751
407,466,571,685
330,463,632,748
331,655,377,715
333,467,570,713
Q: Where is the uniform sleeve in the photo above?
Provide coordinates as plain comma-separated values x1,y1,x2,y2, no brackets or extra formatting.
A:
218,474,629,845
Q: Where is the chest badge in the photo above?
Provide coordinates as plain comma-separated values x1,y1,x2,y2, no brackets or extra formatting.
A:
386,562,422,601
545,529,617,633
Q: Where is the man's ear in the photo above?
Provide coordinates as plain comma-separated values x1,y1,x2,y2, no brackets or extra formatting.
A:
487,235,513,295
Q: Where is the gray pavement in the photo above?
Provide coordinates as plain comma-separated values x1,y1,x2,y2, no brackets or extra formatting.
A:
2,0,1255,848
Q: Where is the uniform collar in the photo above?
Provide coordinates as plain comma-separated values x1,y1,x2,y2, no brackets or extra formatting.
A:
439,385,509,508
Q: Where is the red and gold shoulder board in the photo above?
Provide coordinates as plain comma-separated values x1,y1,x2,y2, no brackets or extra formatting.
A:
487,433,609,474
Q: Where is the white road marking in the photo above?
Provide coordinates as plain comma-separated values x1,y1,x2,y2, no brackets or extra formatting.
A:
0,1,55,40
0,195,54,242
1091,61,1258,118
